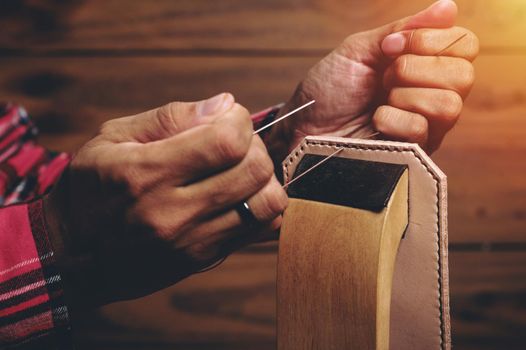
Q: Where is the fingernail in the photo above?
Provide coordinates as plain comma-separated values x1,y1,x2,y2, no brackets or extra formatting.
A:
404,0,456,30
196,93,234,117
428,0,454,11
412,0,454,20
382,32,406,56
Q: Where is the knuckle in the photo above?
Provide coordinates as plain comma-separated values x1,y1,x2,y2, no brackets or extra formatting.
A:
246,146,274,187
157,103,181,135
99,119,116,135
208,191,228,209
372,106,392,131
393,55,410,80
457,61,475,97
138,208,183,241
137,209,168,237
454,58,475,93
212,124,247,163
126,178,144,198
441,91,463,122
186,242,218,262
411,29,428,52
265,188,289,219
162,101,179,116
109,153,147,198
387,88,402,106
459,60,475,88
465,30,480,60
256,186,288,222
230,103,251,121
409,117,428,142
343,33,355,46
224,103,252,132
99,117,130,136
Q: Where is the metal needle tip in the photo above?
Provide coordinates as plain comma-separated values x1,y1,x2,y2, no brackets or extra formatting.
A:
254,100,315,135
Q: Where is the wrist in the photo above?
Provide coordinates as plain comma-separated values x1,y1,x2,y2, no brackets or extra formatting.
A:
42,184,68,263
42,170,100,319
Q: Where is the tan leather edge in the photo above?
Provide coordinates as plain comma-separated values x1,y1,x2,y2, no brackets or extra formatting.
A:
282,136,451,349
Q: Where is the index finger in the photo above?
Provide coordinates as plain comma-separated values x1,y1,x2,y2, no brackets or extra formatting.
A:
142,103,254,186
382,26,479,61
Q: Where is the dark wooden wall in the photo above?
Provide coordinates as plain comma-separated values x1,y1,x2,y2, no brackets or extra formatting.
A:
1,1,525,349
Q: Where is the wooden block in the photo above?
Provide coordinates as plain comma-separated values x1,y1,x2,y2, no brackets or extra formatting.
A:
277,162,408,350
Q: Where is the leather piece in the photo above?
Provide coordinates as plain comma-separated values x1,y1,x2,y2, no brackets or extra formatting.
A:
288,155,407,211
282,136,450,350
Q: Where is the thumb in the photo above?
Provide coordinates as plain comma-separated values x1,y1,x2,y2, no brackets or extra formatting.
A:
382,0,458,56
343,0,457,61
381,0,457,36
124,93,235,142
398,0,457,32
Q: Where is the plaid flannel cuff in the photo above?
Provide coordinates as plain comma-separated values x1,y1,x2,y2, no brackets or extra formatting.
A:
0,200,71,349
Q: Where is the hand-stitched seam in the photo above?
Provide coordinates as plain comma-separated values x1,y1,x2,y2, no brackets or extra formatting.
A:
283,139,447,349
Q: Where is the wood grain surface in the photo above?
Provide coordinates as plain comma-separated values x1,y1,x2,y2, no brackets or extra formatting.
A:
69,248,526,350
0,0,524,51
1,0,524,349
0,55,523,244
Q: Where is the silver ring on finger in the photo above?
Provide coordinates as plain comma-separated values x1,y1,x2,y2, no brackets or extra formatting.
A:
235,201,259,227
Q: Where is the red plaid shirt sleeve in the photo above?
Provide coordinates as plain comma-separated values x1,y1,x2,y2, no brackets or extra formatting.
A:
0,104,71,349
0,103,282,348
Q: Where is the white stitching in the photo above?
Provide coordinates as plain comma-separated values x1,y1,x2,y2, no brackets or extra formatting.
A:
284,139,447,348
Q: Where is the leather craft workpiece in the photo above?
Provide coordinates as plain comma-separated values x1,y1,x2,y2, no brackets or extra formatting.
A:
277,136,450,350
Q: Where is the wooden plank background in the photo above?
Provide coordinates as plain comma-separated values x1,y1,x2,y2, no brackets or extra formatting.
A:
1,0,525,349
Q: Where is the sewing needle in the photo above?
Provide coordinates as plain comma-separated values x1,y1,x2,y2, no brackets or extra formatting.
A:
254,100,315,135
274,32,465,189
282,147,344,189
435,33,468,56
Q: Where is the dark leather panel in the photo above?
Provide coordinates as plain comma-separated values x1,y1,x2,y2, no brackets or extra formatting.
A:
287,155,407,212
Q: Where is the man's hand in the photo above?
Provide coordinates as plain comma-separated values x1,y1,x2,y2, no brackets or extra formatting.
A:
267,0,479,159
43,93,288,313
